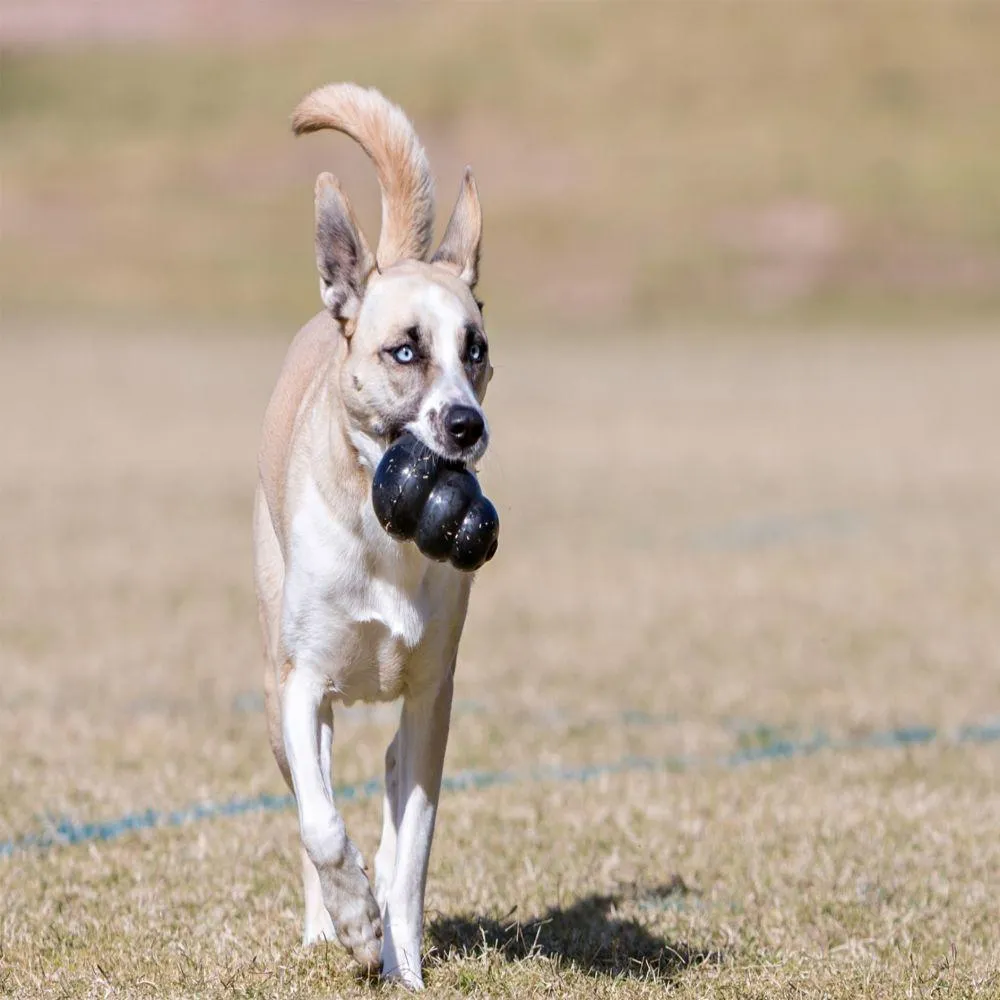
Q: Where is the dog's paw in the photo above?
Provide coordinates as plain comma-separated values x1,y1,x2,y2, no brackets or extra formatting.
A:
381,925,423,991
318,843,383,970
381,961,424,991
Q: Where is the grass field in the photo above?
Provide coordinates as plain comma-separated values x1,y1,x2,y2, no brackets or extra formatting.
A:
2,324,999,998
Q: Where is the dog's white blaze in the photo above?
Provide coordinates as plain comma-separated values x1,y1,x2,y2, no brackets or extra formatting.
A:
405,284,489,460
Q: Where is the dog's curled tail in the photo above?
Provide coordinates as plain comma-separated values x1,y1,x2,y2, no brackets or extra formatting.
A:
292,83,434,268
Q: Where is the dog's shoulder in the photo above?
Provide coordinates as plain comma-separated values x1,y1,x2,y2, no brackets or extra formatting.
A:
258,310,339,540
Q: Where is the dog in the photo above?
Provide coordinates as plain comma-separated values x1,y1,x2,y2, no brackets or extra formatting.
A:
252,83,491,990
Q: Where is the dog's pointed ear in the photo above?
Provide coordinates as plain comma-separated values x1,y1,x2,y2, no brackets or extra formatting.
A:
431,167,482,288
314,172,375,327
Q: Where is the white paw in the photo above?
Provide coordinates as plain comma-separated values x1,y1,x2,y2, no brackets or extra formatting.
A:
381,925,423,990
317,843,383,970
382,962,424,991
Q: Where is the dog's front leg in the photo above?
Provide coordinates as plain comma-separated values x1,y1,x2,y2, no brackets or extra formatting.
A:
380,670,454,989
281,664,383,970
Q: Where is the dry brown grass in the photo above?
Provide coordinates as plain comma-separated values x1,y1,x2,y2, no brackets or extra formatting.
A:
2,323,999,998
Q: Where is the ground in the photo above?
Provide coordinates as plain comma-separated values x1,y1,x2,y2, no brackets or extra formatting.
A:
1,325,998,999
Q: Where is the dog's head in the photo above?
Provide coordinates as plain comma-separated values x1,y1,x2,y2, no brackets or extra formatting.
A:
294,85,491,470
320,171,491,468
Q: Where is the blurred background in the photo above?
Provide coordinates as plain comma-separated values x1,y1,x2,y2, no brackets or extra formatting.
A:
5,0,1000,332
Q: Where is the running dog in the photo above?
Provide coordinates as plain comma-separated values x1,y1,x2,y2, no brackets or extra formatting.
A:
253,83,491,990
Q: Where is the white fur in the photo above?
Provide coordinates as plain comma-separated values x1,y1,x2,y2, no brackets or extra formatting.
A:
407,285,490,465
283,475,438,702
274,458,468,988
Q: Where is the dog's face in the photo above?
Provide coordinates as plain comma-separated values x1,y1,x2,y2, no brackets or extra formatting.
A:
340,262,492,465
312,170,489,469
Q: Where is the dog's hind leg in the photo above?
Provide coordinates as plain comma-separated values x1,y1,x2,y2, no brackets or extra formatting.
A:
374,731,400,913
282,664,383,970
300,845,337,945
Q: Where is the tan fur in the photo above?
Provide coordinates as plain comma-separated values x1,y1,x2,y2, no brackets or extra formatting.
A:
432,168,483,287
256,309,340,548
292,83,435,267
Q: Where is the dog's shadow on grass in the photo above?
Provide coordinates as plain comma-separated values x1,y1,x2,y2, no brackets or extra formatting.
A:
427,880,722,981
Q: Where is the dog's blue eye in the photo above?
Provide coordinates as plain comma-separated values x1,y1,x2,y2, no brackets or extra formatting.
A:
468,343,484,364
392,344,416,364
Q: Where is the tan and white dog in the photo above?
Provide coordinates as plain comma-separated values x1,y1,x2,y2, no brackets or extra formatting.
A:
253,83,492,989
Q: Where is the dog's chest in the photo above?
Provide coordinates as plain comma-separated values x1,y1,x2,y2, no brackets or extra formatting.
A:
282,479,451,701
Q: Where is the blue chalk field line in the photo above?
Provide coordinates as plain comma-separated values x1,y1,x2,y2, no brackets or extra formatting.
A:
3,719,998,859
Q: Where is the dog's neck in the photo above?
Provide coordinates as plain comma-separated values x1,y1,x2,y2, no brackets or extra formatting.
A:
344,421,386,479
310,370,389,537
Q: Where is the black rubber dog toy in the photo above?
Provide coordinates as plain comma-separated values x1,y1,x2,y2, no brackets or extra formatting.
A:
372,432,499,572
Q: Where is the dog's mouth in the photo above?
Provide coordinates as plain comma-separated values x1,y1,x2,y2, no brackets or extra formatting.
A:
373,410,488,470
374,419,485,469
407,422,488,469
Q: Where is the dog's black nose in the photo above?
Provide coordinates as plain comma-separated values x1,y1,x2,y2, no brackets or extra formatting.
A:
444,405,485,448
